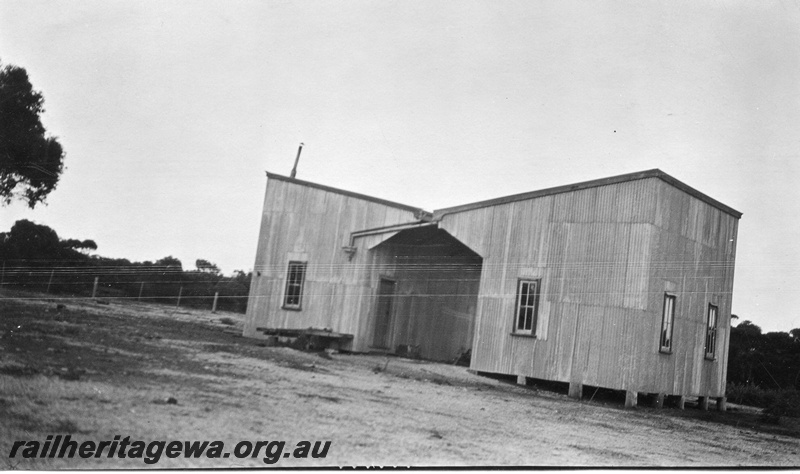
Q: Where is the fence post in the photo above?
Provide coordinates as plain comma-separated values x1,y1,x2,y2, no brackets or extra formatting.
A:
47,269,55,293
212,292,219,313
176,286,183,307
1,261,5,286
92,277,99,299
138,282,144,301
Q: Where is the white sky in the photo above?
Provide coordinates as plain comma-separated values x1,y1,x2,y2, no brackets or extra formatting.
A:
1,0,798,332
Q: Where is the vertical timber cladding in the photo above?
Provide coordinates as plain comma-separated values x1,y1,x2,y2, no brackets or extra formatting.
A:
438,174,740,398
243,175,421,348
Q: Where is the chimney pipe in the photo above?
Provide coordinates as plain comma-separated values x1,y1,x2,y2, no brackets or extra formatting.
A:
290,142,304,179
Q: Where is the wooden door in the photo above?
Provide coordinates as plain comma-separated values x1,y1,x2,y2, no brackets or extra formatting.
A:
372,278,396,349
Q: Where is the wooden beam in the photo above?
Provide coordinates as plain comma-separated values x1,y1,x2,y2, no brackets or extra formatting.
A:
624,390,637,408
699,396,709,411
256,327,354,340
568,382,583,399
716,397,727,412
652,393,665,409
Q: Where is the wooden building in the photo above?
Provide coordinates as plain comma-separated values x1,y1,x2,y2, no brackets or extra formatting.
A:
244,169,741,408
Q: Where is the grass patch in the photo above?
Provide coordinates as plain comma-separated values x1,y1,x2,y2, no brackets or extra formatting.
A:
727,383,779,408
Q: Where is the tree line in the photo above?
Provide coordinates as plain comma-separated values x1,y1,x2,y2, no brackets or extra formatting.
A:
726,319,800,417
727,319,800,391
0,219,251,313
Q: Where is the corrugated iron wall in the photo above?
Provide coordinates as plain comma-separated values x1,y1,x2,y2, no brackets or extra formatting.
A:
243,177,420,350
245,173,738,397
439,177,738,397
368,231,482,362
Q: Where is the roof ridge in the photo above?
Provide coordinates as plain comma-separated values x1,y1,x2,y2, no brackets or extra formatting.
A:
431,169,742,219
266,169,742,221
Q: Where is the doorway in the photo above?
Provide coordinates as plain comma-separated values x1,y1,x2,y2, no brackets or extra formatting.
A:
372,278,396,349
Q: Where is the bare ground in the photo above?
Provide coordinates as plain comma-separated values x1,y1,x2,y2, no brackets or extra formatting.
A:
1,289,798,469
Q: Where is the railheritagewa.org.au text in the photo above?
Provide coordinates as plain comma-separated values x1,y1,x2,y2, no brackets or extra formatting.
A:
9,435,331,464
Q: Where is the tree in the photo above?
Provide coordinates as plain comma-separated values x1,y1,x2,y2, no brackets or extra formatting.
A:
0,220,97,262
195,259,220,274
1,219,61,260
155,256,183,271
727,320,800,390
61,239,98,252
0,61,65,208
233,269,251,281
728,320,764,386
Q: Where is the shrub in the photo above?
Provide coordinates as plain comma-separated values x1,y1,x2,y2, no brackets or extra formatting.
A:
727,383,800,423
761,390,800,423
726,383,778,408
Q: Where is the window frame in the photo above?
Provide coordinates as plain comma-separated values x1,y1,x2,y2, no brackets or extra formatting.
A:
513,278,541,337
282,261,307,310
704,303,719,360
659,293,676,354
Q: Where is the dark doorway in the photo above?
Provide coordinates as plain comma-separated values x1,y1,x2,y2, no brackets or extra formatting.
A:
369,226,483,361
372,278,396,349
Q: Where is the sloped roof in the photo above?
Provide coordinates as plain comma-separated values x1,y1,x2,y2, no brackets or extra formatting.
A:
266,172,427,215
267,169,742,221
432,169,742,219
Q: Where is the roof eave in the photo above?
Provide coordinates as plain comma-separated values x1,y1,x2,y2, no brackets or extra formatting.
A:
432,169,742,220
265,171,430,217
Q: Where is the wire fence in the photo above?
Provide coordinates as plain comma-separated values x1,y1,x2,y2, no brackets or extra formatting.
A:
0,261,250,313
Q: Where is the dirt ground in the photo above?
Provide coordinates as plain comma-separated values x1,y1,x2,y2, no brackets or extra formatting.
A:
1,289,799,468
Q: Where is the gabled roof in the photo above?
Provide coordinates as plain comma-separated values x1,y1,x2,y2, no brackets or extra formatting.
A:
432,169,742,219
267,169,742,221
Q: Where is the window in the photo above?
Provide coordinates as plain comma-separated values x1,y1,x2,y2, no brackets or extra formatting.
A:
660,293,676,353
705,304,718,360
514,279,541,335
282,261,307,310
